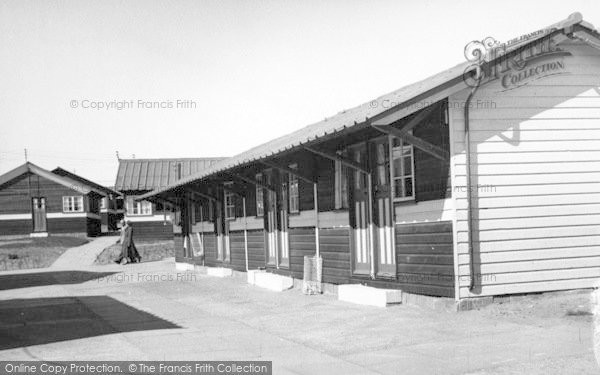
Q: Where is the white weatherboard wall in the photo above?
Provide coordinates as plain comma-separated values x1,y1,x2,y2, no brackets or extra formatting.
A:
450,41,600,299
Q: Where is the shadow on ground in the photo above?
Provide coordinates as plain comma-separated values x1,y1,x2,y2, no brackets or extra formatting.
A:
0,296,180,349
0,271,119,291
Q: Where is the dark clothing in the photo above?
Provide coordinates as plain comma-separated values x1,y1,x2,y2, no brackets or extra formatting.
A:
117,226,141,263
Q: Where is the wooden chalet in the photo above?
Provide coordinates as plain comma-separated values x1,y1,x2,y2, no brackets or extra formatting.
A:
51,168,123,233
0,163,116,237
114,158,225,240
139,14,600,302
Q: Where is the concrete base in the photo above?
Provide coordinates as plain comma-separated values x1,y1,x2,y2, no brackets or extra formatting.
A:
338,284,402,307
206,267,233,278
247,269,266,285
175,262,194,271
250,272,293,292
30,232,49,238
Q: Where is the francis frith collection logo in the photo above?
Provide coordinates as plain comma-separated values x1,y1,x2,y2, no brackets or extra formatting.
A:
463,27,572,91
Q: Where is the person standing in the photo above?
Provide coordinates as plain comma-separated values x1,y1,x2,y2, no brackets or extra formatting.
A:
116,220,141,264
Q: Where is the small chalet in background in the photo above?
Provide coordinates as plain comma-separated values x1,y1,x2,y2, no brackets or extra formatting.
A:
113,158,225,240
0,162,118,237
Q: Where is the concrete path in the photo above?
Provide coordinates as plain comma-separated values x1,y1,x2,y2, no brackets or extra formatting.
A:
50,236,117,269
0,261,597,374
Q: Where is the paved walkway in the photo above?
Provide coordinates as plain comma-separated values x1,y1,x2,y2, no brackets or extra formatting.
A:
50,236,117,269
0,261,597,374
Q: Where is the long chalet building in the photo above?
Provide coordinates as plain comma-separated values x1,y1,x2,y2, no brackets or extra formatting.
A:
139,14,600,304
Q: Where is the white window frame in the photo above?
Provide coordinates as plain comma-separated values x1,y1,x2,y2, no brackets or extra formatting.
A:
255,173,264,217
100,197,107,210
334,152,349,210
288,164,299,214
391,135,416,201
224,183,236,220
126,197,152,216
63,196,84,213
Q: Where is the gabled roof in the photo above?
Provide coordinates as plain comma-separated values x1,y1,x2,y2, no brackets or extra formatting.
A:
52,167,121,197
139,12,599,201
0,162,107,196
114,157,226,192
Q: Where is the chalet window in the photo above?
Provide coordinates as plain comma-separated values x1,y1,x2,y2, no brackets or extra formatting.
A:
334,156,349,209
63,196,84,213
256,173,264,216
288,164,299,213
391,136,415,201
100,197,107,210
126,197,152,215
224,183,235,220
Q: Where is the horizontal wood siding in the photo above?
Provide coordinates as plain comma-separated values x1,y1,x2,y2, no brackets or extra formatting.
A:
86,218,101,237
395,221,455,298
0,173,87,214
450,42,600,298
0,219,32,236
129,221,173,241
247,229,265,269
319,227,351,284
47,217,88,234
229,231,247,271
289,227,316,279
203,232,218,267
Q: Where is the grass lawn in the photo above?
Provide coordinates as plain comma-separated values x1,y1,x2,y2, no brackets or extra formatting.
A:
0,236,89,271
94,240,174,265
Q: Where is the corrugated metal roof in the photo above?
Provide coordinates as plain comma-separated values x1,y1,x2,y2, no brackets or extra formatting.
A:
115,158,226,191
139,13,597,201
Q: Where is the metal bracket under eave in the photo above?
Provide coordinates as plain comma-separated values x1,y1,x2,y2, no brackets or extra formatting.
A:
371,124,450,161
185,187,220,203
371,101,441,128
260,160,316,184
303,146,369,174
226,172,277,193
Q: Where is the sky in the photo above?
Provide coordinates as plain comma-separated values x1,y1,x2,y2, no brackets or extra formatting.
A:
0,0,599,186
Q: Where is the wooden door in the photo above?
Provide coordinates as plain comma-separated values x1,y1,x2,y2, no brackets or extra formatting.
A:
349,144,370,275
372,137,395,277
32,197,47,232
278,175,290,268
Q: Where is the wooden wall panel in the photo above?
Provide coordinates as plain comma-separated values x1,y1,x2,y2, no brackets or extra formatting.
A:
47,217,88,234
319,227,351,284
229,230,247,271
0,219,32,236
129,221,174,241
247,229,265,270
203,232,218,266
395,221,455,298
289,227,316,279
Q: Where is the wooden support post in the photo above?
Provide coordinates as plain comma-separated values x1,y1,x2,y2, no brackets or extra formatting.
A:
313,183,320,258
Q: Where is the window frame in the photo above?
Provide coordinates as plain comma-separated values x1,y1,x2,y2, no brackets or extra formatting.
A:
390,134,416,202
334,151,349,210
255,173,264,217
288,164,299,214
126,197,153,216
224,182,236,220
62,196,84,213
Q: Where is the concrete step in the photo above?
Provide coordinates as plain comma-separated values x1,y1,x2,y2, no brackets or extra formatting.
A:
338,284,402,307
248,271,293,292
175,262,194,271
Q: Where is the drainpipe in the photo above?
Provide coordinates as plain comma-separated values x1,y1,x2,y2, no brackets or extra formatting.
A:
465,79,481,292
